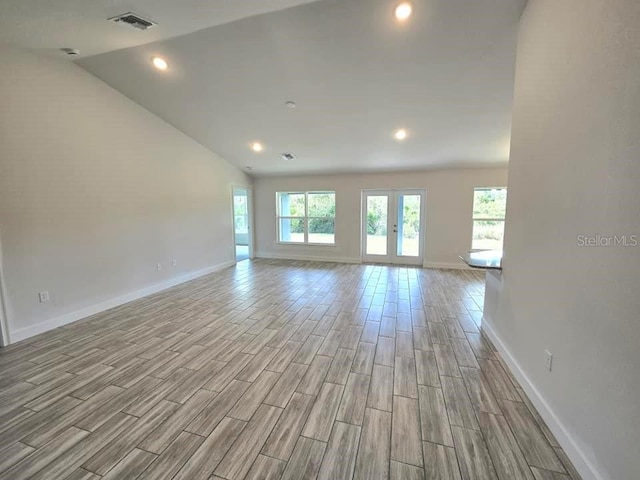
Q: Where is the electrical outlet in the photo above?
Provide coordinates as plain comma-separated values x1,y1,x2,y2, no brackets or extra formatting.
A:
544,350,553,372
39,291,50,303
157,263,162,271
171,259,177,267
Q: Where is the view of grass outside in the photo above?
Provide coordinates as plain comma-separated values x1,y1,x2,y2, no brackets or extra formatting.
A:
397,195,421,256
366,194,421,257
278,192,336,244
472,188,507,250
366,196,388,255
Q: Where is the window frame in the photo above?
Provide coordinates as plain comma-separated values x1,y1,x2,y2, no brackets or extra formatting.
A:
471,187,507,251
276,191,336,246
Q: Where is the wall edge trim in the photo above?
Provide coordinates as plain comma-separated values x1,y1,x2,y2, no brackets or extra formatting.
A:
9,260,236,344
482,316,602,480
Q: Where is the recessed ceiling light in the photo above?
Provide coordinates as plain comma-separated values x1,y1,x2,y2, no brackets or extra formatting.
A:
394,2,413,21
285,101,297,109
151,56,168,71
394,129,408,140
251,142,264,152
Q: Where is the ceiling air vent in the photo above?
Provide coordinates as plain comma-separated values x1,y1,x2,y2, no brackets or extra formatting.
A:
109,12,157,30
280,153,296,161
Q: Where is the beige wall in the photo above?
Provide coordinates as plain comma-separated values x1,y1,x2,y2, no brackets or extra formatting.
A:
0,44,251,343
254,168,508,266
484,1,640,479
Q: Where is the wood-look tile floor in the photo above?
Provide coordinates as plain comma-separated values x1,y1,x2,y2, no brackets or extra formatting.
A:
0,259,582,480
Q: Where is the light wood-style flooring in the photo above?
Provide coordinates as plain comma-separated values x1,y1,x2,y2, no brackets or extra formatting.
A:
0,259,582,480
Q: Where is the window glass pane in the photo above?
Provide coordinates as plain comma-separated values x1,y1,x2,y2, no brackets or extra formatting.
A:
279,218,305,243
234,215,248,234
309,218,335,244
397,194,420,257
473,188,507,219
308,193,336,218
472,220,505,250
279,193,305,217
366,195,388,255
233,195,247,215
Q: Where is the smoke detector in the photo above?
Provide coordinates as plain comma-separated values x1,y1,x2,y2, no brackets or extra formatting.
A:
280,153,296,161
109,12,157,30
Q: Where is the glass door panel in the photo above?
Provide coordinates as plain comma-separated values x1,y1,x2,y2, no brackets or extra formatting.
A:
397,194,421,257
366,195,389,256
362,189,425,265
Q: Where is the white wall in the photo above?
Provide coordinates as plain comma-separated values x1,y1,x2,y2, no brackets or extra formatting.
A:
483,1,640,479
254,168,508,266
0,44,251,343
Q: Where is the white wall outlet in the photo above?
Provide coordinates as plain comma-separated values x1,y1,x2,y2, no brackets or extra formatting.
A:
157,263,162,271
171,259,177,267
544,350,553,372
39,291,50,303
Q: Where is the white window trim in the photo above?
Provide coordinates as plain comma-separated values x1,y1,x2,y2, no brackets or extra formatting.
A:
276,191,337,246
471,187,507,251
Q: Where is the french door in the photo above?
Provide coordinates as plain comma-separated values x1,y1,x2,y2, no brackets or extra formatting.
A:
362,189,426,265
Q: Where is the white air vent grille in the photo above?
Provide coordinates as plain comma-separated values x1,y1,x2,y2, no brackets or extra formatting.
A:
109,12,156,30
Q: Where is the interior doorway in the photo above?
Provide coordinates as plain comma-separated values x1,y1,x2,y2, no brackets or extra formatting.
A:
232,187,252,262
362,189,426,265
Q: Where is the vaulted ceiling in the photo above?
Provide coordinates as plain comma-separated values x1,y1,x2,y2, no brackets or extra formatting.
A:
1,0,526,176
0,0,322,57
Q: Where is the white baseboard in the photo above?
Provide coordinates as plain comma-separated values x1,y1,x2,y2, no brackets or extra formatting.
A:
422,261,471,270
255,252,362,264
256,253,473,270
9,260,236,344
481,317,601,480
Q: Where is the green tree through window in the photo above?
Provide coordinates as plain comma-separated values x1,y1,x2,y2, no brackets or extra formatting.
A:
277,192,336,244
472,187,507,250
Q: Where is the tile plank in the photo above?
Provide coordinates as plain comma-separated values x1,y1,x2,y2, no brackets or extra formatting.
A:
479,411,535,480
451,426,499,480
336,372,371,425
317,421,361,480
500,400,566,473
214,404,283,480
173,417,246,480
418,385,454,447
441,375,479,430
367,364,394,412
353,408,392,480
280,436,326,480
423,441,462,480
301,382,344,442
262,392,315,461
391,395,423,467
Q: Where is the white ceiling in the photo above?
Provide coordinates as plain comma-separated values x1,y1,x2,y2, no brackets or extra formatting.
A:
3,0,526,176
0,0,322,57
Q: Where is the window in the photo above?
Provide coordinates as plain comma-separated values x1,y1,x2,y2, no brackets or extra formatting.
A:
472,187,507,250
277,191,336,244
